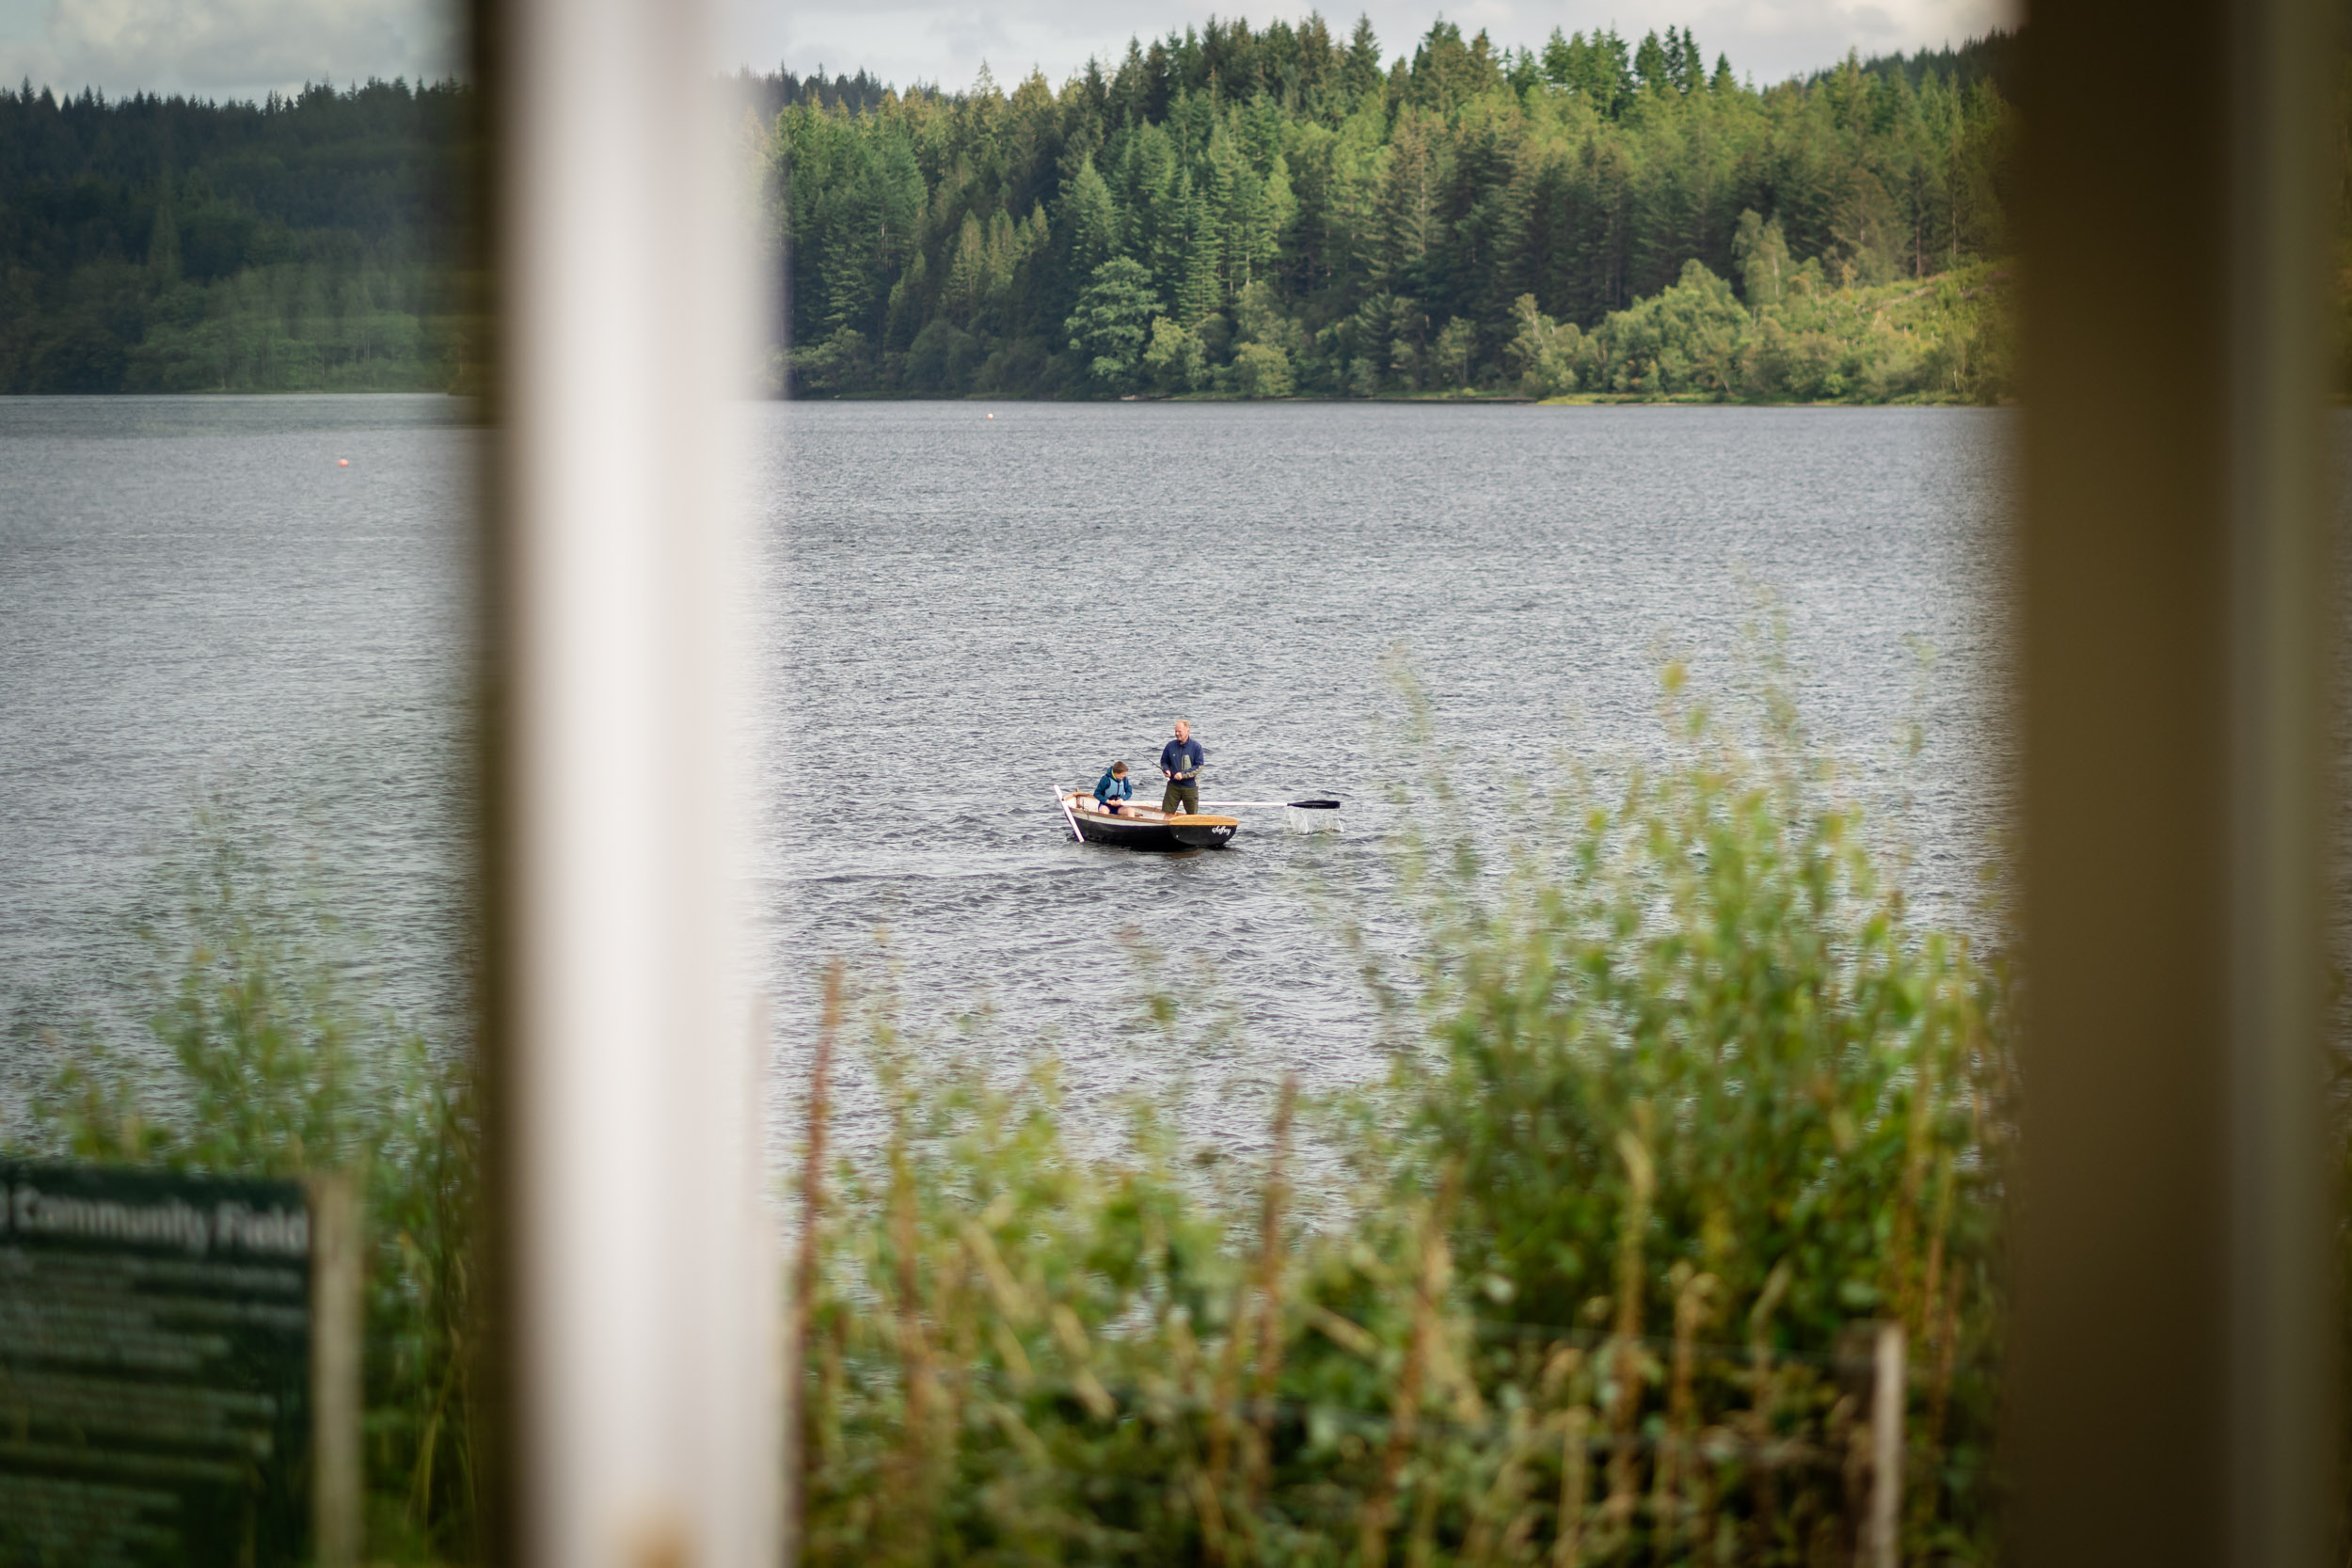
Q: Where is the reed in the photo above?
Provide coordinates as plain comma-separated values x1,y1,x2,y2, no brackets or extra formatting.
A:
13,827,483,1561
1356,1183,1445,1568
1745,1259,1792,1562
10,662,2022,1566
1651,1261,1717,1547
785,962,841,1543
1201,1271,1248,1561
789,665,2014,1565
1242,1076,1296,1513
1551,1405,1590,1568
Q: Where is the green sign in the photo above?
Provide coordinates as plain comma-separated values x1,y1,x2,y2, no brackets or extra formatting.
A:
0,1162,315,1566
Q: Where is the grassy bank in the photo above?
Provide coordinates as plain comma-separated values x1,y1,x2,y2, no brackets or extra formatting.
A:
793,669,2010,1564
11,831,480,1560
11,669,2011,1563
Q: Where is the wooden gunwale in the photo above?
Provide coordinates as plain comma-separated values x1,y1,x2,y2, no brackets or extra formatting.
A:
1062,794,1239,829
1058,791,1240,849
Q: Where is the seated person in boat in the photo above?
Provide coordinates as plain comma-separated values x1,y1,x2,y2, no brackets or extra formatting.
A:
1093,760,1134,814
1160,720,1204,815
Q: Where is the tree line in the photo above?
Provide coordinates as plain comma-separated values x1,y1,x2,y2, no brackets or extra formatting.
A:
772,16,2019,401
0,78,480,393
0,31,2019,401
0,66,889,395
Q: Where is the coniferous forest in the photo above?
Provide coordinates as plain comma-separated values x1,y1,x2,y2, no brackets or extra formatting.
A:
0,79,479,392
0,21,2025,399
772,19,2020,402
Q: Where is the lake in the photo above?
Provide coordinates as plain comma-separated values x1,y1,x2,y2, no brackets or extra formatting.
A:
0,397,2012,1163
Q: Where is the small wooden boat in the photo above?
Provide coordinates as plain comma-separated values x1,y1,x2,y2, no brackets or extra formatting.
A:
1056,789,1239,850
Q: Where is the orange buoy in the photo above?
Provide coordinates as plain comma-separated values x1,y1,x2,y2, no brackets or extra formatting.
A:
338,458,349,467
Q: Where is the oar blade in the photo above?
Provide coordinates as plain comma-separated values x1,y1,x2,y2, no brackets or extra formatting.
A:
1285,799,1343,834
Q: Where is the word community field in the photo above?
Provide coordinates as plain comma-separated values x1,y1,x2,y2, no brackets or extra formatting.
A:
0,1164,318,1568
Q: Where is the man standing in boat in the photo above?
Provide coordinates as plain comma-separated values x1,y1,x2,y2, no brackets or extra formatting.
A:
1159,719,1205,816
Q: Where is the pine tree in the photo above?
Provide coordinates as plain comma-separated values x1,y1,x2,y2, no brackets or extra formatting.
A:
1732,208,1789,308
1661,29,1690,93
751,16,2018,400
1379,106,1439,283
1342,17,1384,103
1684,29,1708,92
944,210,989,322
146,189,181,281
1064,254,1161,389
1176,168,1222,325
1063,153,1121,277
1634,31,1671,97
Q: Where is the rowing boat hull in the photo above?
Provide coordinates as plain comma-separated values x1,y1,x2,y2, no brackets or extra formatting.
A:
1059,794,1238,850
1078,816,1236,850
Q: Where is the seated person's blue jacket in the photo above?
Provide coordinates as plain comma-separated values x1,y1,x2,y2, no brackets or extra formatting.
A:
1094,770,1133,805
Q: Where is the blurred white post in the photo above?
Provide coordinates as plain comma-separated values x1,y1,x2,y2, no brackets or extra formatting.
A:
1866,1323,1902,1568
490,0,775,1561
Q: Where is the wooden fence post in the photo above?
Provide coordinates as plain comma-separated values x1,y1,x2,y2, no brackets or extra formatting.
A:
2012,2,2337,1564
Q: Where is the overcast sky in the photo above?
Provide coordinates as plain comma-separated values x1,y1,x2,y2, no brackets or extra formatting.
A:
0,0,2012,105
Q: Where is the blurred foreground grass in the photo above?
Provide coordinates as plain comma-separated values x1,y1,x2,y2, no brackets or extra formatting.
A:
11,827,481,1563
794,668,2010,1565
11,669,2011,1564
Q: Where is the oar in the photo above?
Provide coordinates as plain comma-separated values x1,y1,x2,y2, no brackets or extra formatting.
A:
1200,799,1341,810
1054,786,1085,842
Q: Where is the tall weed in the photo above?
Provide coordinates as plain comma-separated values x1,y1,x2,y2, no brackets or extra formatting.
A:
10,827,481,1561
9,665,2013,1565
795,666,2012,1564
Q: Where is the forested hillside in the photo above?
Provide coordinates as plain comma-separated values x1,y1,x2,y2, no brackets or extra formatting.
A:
0,27,2019,401
0,80,479,392
772,18,2019,401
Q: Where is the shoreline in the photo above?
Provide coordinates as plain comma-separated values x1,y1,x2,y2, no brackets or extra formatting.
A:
0,388,2012,407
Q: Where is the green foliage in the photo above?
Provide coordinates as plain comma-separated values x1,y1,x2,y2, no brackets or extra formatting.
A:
771,17,2019,399
1733,211,1791,309
0,80,482,393
1504,293,1581,397
1577,261,1752,398
1229,340,1294,398
1064,256,1162,391
1430,318,1478,390
1142,315,1208,392
1540,28,1635,117
11,827,480,1563
1504,251,2012,402
10,663,2015,1565
795,665,2012,1563
1383,659,2008,1362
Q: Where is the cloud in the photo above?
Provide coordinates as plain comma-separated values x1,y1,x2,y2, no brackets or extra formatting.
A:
0,0,2015,105
0,0,457,102
728,0,2015,96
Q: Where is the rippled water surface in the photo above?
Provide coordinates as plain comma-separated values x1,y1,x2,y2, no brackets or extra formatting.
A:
0,397,2013,1159
756,403,2010,1151
0,396,477,1059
